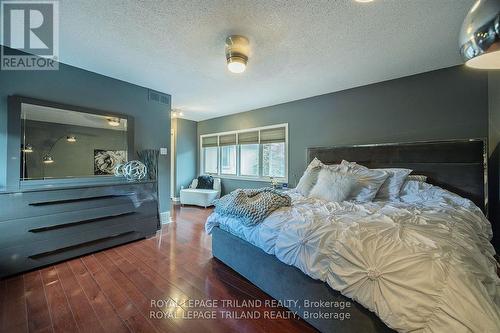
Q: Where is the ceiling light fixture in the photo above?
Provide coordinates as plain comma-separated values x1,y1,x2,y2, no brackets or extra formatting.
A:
225,35,249,74
107,118,121,127
66,135,77,143
459,0,500,69
354,0,374,3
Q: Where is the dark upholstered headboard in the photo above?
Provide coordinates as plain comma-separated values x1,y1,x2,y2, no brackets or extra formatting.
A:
307,139,488,213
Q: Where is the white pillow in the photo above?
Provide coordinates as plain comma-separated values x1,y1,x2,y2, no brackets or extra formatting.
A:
295,158,323,196
375,168,412,200
309,168,355,202
340,160,389,202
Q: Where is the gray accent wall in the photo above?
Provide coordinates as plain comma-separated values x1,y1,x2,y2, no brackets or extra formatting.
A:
173,118,197,197
0,59,171,213
198,66,489,195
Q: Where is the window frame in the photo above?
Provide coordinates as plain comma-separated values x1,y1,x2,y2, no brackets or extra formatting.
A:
200,123,288,183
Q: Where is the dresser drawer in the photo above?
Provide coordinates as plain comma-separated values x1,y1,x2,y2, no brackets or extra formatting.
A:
0,215,158,277
0,183,157,221
0,201,157,249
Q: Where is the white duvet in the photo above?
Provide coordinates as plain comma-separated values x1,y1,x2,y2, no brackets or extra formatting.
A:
205,182,500,332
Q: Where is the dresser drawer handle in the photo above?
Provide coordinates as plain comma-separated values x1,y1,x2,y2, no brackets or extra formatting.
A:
29,193,136,206
28,211,137,233
29,230,139,259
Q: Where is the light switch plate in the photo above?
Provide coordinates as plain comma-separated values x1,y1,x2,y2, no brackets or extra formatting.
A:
160,148,168,155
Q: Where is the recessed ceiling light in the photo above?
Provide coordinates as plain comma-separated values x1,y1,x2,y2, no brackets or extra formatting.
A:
225,35,249,74
355,0,374,3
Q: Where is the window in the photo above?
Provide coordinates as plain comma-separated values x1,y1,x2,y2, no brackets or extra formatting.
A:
262,142,285,178
240,144,259,176
202,136,218,174
219,133,236,175
221,145,236,175
200,124,288,181
203,147,218,174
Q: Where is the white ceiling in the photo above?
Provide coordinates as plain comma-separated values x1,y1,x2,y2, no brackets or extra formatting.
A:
58,0,474,121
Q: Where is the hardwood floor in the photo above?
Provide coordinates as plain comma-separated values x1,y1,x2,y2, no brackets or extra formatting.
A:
1,205,317,333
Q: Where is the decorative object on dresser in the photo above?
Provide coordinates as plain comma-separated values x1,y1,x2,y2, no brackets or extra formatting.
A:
137,149,161,228
114,160,148,181
137,149,160,181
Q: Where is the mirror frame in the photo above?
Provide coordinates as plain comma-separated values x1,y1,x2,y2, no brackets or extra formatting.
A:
7,95,135,186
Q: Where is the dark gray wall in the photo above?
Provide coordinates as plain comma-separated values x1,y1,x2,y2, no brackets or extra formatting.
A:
0,59,171,213
198,66,489,195
174,118,197,196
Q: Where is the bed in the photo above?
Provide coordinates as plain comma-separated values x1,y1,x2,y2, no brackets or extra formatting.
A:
207,139,499,332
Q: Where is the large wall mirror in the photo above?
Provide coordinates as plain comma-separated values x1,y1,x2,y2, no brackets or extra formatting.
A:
18,98,133,181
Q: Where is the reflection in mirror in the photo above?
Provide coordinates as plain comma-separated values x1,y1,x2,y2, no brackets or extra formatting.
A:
21,103,128,180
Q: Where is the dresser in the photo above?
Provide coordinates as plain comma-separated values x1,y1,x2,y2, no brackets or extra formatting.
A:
0,181,159,277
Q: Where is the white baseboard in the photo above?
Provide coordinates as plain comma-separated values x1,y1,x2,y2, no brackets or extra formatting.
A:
160,211,172,224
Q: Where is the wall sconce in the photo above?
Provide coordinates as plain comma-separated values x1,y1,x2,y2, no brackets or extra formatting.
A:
43,155,54,164
22,144,33,153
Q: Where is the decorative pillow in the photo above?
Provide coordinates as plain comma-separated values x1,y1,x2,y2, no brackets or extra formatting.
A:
196,175,214,189
375,168,412,200
295,158,323,196
340,160,389,202
309,168,355,202
407,175,428,182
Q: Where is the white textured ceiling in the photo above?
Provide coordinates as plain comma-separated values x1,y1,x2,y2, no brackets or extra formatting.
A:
59,0,474,121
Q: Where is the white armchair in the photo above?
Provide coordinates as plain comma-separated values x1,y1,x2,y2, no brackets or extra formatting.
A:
180,178,221,208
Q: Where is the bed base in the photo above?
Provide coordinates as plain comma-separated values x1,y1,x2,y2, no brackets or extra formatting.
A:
212,227,395,333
